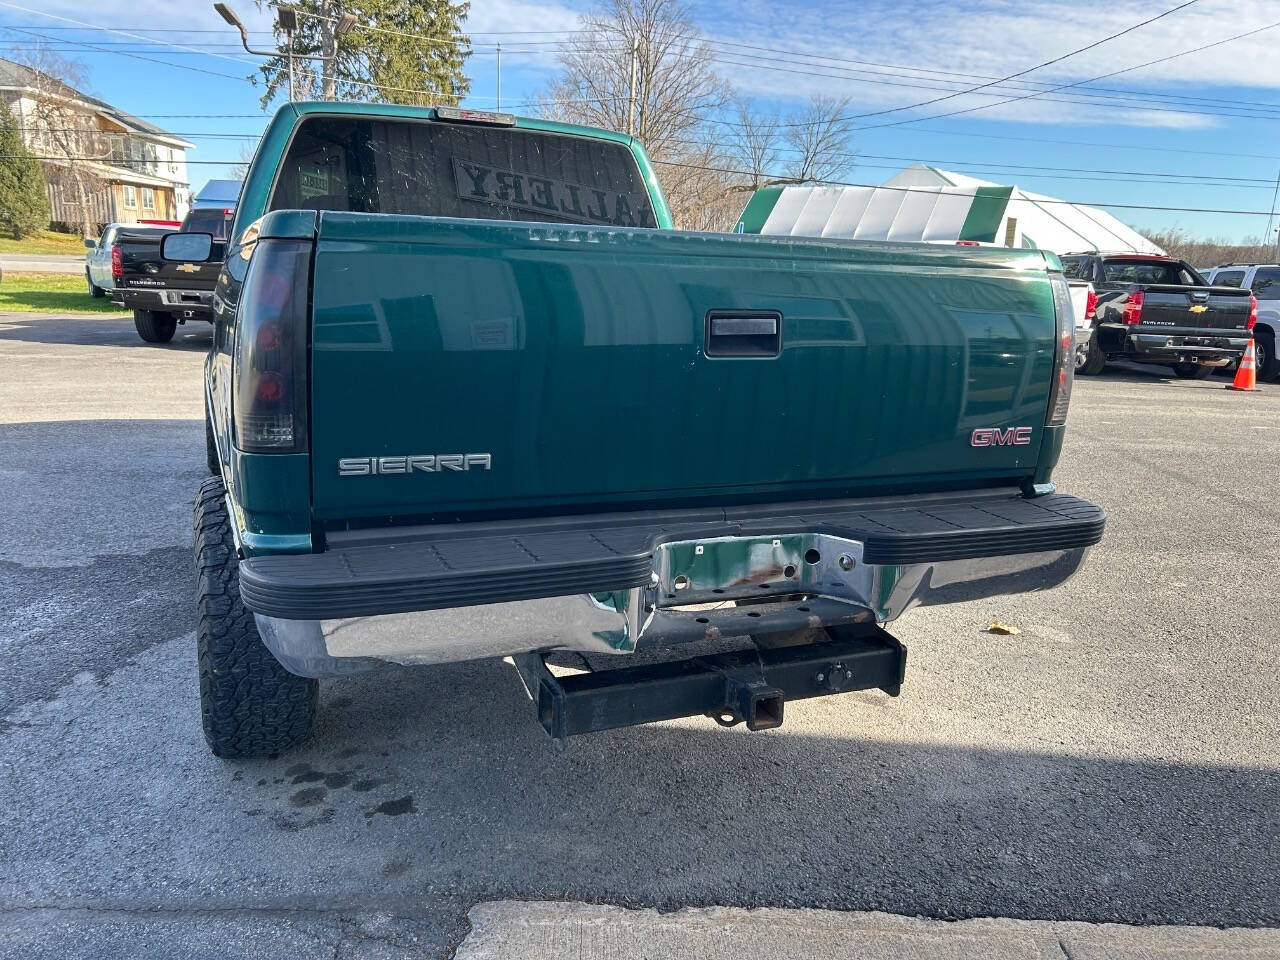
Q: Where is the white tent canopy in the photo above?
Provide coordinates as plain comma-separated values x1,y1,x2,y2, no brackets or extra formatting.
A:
734,165,1163,256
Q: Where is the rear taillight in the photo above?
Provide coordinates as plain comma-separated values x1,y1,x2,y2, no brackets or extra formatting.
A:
1248,294,1258,331
110,244,122,280
1085,287,1097,322
1047,273,1075,426
955,240,980,247
233,240,310,453
1121,290,1144,325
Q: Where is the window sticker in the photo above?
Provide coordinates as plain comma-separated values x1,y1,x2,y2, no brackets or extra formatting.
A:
452,158,652,227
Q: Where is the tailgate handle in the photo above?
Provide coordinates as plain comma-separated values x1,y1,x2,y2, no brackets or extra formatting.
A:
705,311,782,357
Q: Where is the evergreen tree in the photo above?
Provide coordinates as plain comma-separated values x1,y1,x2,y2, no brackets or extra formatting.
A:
0,110,50,239
252,0,470,107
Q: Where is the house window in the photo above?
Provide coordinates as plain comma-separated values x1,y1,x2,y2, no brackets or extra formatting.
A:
142,188,155,210
123,185,137,208
107,136,125,164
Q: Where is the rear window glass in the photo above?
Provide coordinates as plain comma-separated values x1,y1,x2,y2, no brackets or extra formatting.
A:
1213,270,1245,288
1101,259,1196,285
1253,267,1280,299
268,116,657,228
184,207,232,240
1060,256,1091,280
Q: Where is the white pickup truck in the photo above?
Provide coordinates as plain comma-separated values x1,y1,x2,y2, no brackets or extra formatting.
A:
1069,279,1098,373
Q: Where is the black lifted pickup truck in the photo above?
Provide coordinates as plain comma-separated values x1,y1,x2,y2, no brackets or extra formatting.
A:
116,206,232,344
1062,252,1256,378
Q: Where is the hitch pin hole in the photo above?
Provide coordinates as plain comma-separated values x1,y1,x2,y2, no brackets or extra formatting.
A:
804,548,821,565
673,575,690,591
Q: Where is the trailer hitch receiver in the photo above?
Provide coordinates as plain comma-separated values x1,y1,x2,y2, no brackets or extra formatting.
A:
514,622,906,741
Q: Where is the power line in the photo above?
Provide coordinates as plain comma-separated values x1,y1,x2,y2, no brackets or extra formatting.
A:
8,10,1278,127
0,1,258,66
645,158,1280,217
12,34,1280,124
846,16,1280,132
697,52,1280,124
724,0,1205,128
17,123,1276,189
1,26,251,82
17,149,1280,216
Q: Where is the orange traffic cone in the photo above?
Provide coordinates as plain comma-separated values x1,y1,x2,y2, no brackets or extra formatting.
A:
1227,340,1261,392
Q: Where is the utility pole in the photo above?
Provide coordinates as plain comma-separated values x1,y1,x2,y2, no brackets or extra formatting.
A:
215,3,356,103
496,42,501,111
627,35,638,136
1266,162,1280,252
286,25,295,101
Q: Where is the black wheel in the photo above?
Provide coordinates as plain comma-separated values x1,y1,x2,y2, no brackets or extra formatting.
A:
1172,362,1214,380
133,309,176,344
1076,329,1106,375
1255,331,1278,382
204,408,220,476
87,271,105,298
195,476,317,759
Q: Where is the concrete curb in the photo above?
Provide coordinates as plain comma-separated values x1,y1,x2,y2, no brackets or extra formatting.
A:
455,901,1280,960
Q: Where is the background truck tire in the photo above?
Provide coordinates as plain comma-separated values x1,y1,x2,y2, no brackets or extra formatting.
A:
134,309,176,344
1171,362,1214,380
86,270,105,298
1076,330,1107,376
194,476,317,759
1255,330,1278,382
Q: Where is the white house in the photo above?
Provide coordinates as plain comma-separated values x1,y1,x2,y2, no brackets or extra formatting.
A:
0,57,194,228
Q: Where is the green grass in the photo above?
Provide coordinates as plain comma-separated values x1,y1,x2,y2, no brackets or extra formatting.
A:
0,272,127,314
0,229,87,256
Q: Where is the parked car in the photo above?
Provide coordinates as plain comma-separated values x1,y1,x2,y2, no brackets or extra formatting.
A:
1067,278,1098,372
83,223,169,299
179,102,1105,758
1061,252,1256,378
1204,263,1280,381
116,197,236,343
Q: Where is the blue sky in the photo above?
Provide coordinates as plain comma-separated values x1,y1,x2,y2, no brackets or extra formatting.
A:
3,0,1278,241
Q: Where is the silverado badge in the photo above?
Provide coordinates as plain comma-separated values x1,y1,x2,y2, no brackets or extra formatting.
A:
176,263,201,273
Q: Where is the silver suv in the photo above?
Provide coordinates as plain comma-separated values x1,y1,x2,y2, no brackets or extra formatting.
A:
1206,264,1280,381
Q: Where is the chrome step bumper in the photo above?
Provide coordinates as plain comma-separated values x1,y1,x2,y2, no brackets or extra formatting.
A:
249,491,1100,678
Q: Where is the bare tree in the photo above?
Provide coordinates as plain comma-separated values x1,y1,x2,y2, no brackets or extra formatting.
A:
228,142,260,182
540,1,856,230
12,47,107,238
1141,227,1276,267
540,0,731,228
782,95,855,184
715,95,856,217
655,142,742,232
729,98,780,192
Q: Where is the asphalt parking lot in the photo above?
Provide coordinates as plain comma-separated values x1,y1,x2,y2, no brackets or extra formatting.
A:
1,310,1278,959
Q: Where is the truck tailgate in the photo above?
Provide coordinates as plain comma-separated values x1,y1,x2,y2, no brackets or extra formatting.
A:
308,214,1058,524
1133,284,1253,331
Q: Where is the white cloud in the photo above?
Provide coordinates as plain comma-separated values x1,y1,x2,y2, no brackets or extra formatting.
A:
703,0,1279,128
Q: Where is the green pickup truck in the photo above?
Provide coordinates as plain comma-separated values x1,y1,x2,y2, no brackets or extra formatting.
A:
183,102,1104,758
